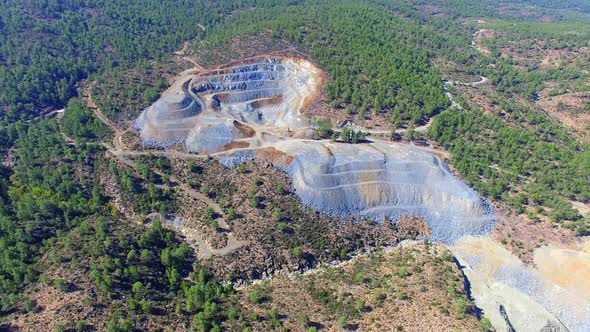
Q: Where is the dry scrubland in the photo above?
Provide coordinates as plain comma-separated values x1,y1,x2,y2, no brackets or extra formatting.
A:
238,242,483,332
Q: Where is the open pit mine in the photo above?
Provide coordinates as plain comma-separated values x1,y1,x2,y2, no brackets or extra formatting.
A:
135,56,590,332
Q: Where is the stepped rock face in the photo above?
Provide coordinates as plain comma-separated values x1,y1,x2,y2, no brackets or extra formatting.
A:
191,58,319,129
135,57,322,152
271,140,495,243
220,141,495,244
135,80,201,146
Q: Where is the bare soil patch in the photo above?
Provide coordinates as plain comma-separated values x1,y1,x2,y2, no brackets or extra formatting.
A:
499,39,590,72
537,87,590,139
572,201,590,217
473,29,494,55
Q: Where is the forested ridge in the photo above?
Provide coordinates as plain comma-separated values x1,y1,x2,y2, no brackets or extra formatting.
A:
383,0,590,19
2,0,584,120
0,120,103,311
430,106,589,228
0,0,301,119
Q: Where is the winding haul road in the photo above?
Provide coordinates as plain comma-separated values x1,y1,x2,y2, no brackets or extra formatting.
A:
85,83,247,259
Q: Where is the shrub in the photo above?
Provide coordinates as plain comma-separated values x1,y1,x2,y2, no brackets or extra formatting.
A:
396,291,409,300
297,313,310,327
454,296,470,316
140,299,153,314
204,207,216,221
53,279,68,292
75,320,89,332
268,309,280,328
226,207,237,221
395,267,410,278
353,271,366,284
128,299,139,311
374,292,387,307
354,300,366,313
480,317,493,331
441,251,455,262
22,298,34,313
132,281,143,294
291,246,303,258
275,184,287,195
249,290,261,304
272,208,282,222
227,308,239,321
249,195,261,209
315,117,333,138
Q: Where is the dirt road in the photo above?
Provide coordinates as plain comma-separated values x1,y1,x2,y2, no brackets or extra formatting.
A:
85,83,248,259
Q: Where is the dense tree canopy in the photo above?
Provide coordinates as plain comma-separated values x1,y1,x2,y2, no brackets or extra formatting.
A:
430,105,589,224
0,0,302,119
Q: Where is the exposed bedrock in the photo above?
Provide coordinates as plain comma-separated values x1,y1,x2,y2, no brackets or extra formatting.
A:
135,57,322,151
197,58,319,129
221,140,495,244
184,116,250,153
136,56,493,242
135,77,201,147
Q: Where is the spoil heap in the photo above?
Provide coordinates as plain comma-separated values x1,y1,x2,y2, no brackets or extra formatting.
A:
135,77,201,146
